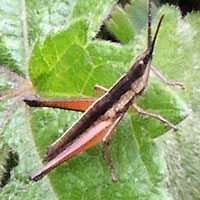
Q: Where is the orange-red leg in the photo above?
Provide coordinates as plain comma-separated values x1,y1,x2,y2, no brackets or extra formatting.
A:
30,112,125,182
24,85,109,112
24,96,97,112
30,119,114,181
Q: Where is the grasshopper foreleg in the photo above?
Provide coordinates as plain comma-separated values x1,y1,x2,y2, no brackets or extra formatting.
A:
151,65,184,89
132,101,178,131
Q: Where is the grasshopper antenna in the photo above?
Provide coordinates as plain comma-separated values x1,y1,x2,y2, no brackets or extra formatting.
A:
148,0,152,50
150,14,165,55
148,0,164,55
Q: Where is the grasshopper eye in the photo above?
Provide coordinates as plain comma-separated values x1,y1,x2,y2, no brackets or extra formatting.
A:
139,60,144,66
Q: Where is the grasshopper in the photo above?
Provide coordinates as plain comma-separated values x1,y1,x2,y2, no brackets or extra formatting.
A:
24,0,184,182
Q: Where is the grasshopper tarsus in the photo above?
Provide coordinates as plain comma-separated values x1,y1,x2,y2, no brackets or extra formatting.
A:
30,168,44,181
168,81,185,90
151,65,185,89
103,140,118,183
173,125,179,131
111,173,118,183
132,102,179,131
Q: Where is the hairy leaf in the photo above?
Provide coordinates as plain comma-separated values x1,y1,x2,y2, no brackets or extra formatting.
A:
0,0,199,200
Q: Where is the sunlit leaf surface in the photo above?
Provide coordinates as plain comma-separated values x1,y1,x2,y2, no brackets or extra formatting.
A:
0,0,200,199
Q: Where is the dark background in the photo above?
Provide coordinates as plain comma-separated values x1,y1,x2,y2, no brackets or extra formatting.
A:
119,0,200,15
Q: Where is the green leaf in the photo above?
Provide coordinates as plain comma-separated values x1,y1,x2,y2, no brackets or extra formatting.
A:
70,0,116,39
29,20,134,97
0,38,20,75
107,0,158,44
107,5,135,44
0,0,199,199
153,7,200,200
29,19,91,97
0,0,28,75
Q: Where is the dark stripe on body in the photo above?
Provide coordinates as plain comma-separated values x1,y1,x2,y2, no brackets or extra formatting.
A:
46,50,151,160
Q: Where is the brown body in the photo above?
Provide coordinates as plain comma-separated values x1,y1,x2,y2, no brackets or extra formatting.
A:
27,49,152,181
45,50,151,160
25,1,169,181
